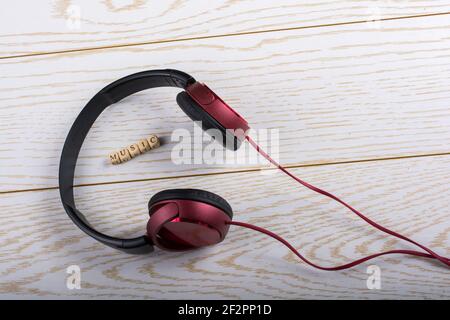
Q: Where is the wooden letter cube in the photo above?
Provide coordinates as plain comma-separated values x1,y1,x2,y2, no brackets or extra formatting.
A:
109,152,122,165
118,149,132,162
127,143,141,158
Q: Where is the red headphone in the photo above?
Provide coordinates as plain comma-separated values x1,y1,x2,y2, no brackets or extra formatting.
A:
59,69,449,270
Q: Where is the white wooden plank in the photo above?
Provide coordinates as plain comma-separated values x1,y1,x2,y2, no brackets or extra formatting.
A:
0,155,448,299
2,15,450,192
2,1,450,58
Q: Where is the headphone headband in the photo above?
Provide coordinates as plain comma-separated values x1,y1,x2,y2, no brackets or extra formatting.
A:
58,69,195,253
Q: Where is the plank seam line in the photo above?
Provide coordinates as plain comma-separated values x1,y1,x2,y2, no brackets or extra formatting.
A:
2,151,450,195
1,11,450,60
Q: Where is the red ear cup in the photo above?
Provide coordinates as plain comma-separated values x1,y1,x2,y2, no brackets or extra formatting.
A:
177,91,243,151
147,189,232,251
184,82,250,141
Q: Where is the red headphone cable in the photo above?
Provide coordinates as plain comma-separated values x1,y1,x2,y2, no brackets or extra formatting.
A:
226,135,450,270
227,220,439,270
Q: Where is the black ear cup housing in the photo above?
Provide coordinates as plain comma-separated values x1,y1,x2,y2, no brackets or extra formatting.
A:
176,91,241,151
149,188,233,218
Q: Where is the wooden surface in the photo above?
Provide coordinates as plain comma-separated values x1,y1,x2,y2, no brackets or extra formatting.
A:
3,14,450,192
1,156,449,299
2,1,450,58
0,1,449,299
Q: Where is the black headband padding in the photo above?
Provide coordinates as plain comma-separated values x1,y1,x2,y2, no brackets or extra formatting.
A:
148,188,233,218
59,69,195,253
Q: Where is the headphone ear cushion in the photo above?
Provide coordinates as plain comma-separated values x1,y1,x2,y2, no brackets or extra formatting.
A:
176,91,241,151
149,188,233,218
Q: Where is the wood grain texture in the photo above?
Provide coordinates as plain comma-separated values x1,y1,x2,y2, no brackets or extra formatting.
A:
2,0,450,58
2,15,450,192
0,155,448,299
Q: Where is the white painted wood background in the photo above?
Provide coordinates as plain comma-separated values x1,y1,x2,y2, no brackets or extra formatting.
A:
0,1,449,299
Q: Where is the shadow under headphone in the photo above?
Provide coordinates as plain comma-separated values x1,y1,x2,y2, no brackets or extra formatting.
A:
59,69,449,270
